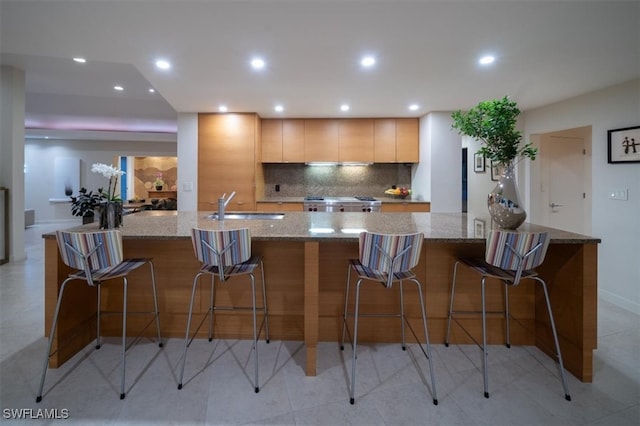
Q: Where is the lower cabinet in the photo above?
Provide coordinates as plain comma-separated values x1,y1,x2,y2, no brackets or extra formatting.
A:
380,202,430,212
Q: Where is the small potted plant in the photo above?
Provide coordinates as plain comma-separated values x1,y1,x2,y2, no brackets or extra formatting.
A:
153,175,164,190
70,187,106,224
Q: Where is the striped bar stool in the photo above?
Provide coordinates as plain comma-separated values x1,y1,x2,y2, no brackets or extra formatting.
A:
178,227,269,393
340,231,438,405
445,230,571,400
36,230,162,402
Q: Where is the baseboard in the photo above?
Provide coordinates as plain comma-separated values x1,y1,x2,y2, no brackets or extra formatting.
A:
599,289,640,315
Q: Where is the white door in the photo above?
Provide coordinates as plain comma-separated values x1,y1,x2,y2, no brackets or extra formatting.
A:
540,136,585,234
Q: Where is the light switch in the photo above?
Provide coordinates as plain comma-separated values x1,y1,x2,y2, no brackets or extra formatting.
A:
183,182,193,192
609,188,628,200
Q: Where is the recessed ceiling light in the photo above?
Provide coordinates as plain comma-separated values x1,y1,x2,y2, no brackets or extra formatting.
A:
148,88,155,93
72,57,86,63
218,105,228,113
250,57,266,70
360,55,376,68
479,55,495,65
409,104,420,111
155,59,171,70
274,104,284,112
340,104,350,112
113,85,124,91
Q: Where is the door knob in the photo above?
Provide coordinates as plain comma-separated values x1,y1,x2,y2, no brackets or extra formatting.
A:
549,202,564,208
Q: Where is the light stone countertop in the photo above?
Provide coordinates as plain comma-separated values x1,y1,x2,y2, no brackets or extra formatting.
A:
43,211,601,244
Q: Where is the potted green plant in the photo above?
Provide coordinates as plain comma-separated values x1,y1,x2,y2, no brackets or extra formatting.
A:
451,96,537,229
70,187,106,224
451,96,537,165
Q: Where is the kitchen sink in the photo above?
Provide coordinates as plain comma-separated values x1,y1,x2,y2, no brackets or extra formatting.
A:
209,212,285,220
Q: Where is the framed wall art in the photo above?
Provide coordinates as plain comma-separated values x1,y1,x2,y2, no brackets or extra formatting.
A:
474,153,485,173
608,126,640,164
490,161,504,181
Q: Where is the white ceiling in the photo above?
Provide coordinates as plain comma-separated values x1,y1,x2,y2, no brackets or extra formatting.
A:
1,0,638,139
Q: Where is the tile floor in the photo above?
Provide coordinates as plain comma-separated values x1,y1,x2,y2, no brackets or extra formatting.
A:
1,222,638,425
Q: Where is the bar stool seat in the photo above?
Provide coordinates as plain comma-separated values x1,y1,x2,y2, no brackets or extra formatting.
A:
340,231,438,405
445,230,571,401
178,227,269,393
36,230,163,402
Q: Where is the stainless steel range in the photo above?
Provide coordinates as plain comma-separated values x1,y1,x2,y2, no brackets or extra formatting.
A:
303,196,381,212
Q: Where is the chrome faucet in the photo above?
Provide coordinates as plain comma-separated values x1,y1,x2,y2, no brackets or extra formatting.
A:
217,191,236,220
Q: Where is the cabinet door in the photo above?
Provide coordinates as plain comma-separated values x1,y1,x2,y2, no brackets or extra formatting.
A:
282,119,305,163
304,119,339,162
339,119,374,162
261,119,283,162
381,202,430,212
198,113,257,211
396,118,419,162
374,119,397,162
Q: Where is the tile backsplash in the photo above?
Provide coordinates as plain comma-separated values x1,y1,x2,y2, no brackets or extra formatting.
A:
263,164,411,198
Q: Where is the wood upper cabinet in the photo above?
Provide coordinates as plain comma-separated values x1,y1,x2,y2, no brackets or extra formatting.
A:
339,119,374,162
261,119,305,163
261,119,283,162
198,113,258,211
373,118,420,163
396,118,419,162
304,119,339,162
282,119,305,162
374,119,397,162
262,117,418,163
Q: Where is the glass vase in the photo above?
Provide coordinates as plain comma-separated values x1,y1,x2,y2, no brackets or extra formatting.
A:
487,162,526,229
100,201,123,229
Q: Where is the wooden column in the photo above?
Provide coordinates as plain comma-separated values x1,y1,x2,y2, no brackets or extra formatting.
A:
304,241,319,376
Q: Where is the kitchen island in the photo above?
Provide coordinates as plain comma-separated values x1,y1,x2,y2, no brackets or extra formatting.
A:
42,211,599,382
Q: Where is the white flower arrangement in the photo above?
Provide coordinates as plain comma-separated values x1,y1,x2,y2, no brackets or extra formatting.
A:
91,163,125,201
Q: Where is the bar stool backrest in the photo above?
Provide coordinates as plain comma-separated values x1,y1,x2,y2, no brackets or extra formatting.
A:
359,231,424,288
191,228,252,281
485,230,550,285
55,230,123,286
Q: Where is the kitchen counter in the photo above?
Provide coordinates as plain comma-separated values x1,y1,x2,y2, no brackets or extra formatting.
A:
42,211,599,382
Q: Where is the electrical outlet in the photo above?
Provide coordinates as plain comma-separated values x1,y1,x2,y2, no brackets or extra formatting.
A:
275,184,280,192
608,188,628,200
183,182,193,192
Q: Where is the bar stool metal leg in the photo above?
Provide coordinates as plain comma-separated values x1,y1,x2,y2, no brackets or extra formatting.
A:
481,277,489,398
178,272,203,390
250,273,260,393
444,261,461,347
411,278,439,405
36,278,73,403
399,281,406,350
504,282,511,348
208,275,215,342
349,279,364,405
259,261,270,343
120,278,128,399
148,261,163,347
534,277,571,401
340,268,353,350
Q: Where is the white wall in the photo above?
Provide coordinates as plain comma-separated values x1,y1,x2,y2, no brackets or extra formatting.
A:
1,66,26,261
177,113,198,211
414,112,461,212
25,139,177,222
524,79,640,313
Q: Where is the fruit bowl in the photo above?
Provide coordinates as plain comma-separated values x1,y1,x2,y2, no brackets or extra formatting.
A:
384,187,411,199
